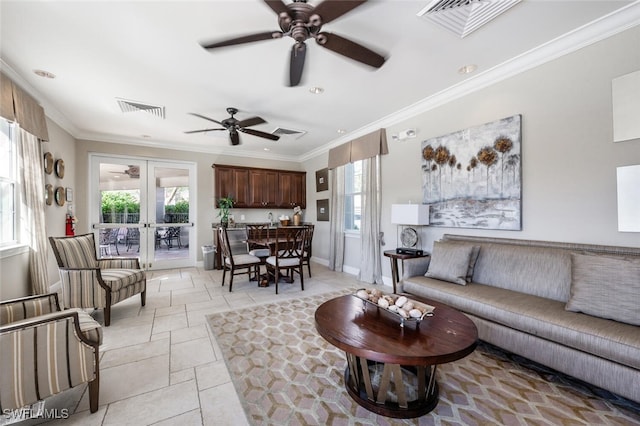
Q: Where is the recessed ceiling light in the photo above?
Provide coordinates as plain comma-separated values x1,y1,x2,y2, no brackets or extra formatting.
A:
309,87,324,94
263,148,271,151
33,69,56,79
141,134,151,139
337,129,346,134
458,64,477,75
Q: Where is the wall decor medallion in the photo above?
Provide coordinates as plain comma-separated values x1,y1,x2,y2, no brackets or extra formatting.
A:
54,159,65,178
45,184,53,205
54,186,66,206
421,114,522,230
44,152,54,174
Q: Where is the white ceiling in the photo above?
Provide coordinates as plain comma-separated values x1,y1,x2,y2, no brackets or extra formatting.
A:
1,1,638,162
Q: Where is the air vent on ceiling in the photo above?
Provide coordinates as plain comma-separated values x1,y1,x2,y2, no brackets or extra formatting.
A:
417,0,521,38
271,127,307,140
116,98,166,119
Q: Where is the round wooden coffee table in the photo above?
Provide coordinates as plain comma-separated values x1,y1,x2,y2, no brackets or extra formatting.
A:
315,294,478,419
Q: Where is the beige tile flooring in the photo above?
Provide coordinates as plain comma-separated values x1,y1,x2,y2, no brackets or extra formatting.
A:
27,263,362,426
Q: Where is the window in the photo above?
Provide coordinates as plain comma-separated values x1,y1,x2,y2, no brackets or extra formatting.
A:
344,160,362,232
0,118,17,247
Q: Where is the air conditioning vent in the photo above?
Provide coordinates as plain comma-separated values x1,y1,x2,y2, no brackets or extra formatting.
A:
417,0,521,38
271,127,307,139
116,98,166,119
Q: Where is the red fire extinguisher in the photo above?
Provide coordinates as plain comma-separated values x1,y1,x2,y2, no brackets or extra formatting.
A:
65,214,75,236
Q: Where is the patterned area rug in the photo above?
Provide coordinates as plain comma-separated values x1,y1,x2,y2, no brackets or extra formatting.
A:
207,290,640,425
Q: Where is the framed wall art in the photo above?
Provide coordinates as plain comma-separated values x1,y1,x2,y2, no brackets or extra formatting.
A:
317,199,329,221
421,114,522,230
316,168,329,192
44,152,54,174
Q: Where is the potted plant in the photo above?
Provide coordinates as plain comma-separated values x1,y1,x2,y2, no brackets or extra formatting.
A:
217,196,234,227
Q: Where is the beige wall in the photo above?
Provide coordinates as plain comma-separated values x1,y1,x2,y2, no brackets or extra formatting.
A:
303,26,640,280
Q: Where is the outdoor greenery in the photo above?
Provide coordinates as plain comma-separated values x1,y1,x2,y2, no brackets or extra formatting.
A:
101,191,140,214
165,200,189,214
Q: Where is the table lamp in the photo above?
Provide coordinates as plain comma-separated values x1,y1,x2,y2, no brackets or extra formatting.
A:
391,204,430,255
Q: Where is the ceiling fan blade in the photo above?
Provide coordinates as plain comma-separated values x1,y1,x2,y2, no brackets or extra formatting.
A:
237,116,266,128
184,128,226,134
316,32,385,68
188,112,225,126
289,42,306,87
311,0,367,25
240,128,280,141
263,0,289,17
230,130,240,146
201,31,283,49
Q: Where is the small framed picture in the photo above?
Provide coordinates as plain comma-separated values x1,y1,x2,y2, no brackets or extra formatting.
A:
316,168,329,192
317,199,329,221
65,187,73,202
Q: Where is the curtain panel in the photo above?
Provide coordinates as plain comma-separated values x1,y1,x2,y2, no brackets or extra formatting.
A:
18,128,49,295
328,166,345,272
358,156,383,284
0,72,49,141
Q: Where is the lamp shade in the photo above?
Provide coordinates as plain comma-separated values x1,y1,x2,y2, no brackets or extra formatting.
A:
391,204,430,225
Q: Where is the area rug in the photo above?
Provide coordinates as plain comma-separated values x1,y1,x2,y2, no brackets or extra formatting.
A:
207,290,640,425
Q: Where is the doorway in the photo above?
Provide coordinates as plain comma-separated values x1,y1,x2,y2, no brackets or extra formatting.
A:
90,154,196,270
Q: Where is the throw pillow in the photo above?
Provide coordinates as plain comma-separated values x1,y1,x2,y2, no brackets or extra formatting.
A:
425,241,475,285
566,252,640,326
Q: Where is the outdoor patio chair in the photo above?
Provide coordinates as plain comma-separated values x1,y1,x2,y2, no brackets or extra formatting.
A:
0,293,102,413
49,233,146,326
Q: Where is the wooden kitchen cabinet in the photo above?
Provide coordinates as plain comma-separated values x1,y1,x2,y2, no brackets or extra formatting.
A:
213,165,249,207
249,169,278,207
213,164,306,209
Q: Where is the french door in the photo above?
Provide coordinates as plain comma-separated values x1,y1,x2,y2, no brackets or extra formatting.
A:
90,154,196,270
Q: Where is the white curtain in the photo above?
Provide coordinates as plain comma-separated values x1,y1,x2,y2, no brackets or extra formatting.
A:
358,156,383,284
18,128,49,295
328,166,345,271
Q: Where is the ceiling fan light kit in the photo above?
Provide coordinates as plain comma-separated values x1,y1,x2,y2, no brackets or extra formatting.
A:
201,0,386,87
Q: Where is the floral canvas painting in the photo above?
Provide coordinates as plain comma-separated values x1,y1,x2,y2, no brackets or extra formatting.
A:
421,115,522,230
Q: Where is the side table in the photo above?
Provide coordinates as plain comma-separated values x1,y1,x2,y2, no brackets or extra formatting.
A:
384,250,430,293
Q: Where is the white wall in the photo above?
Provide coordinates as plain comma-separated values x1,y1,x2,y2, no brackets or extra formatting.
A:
305,26,640,280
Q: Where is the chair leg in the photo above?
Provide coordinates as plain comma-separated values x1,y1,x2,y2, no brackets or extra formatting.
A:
307,262,312,277
275,268,279,294
104,305,111,327
88,376,99,413
222,267,227,287
229,268,234,292
141,290,146,306
300,266,304,291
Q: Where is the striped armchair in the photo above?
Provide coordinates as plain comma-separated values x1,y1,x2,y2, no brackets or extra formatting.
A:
49,233,146,326
0,293,101,413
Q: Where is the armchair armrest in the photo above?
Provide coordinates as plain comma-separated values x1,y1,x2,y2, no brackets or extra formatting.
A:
0,293,61,325
99,258,141,269
0,310,100,411
58,268,109,309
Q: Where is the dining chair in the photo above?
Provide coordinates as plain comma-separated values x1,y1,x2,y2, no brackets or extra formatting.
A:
218,227,263,292
49,233,146,326
246,223,272,259
302,224,315,277
265,226,309,294
1,293,102,413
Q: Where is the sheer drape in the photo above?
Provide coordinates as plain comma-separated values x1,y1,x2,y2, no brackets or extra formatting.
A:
18,128,49,295
328,166,345,271
358,156,383,284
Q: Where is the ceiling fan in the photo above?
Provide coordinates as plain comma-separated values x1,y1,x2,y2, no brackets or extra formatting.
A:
201,0,386,86
109,165,140,179
185,107,280,146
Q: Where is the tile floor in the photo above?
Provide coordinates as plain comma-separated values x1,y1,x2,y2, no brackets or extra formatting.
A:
15,262,363,426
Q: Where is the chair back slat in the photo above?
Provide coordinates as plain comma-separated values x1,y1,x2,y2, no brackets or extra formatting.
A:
275,226,307,259
49,233,98,268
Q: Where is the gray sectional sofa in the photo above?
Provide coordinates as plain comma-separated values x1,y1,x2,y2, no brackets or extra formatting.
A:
398,234,640,403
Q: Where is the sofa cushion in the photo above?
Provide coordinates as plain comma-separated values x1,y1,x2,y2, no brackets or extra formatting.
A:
470,243,571,302
566,253,640,326
425,241,474,285
402,276,640,371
